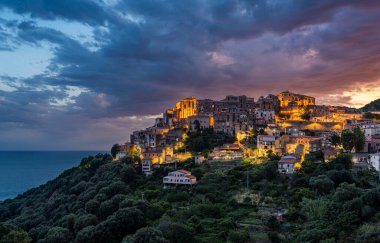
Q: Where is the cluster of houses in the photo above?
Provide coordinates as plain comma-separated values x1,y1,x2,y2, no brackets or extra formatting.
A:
115,91,380,184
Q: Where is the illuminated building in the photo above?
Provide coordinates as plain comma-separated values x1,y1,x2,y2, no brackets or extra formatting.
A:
209,143,244,161
117,142,141,159
257,135,276,156
277,91,315,107
278,155,297,174
173,96,197,120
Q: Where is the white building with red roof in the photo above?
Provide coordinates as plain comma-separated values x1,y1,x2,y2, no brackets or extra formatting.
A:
163,170,197,185
278,155,297,174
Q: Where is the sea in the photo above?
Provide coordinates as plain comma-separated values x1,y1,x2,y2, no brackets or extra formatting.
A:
0,151,108,201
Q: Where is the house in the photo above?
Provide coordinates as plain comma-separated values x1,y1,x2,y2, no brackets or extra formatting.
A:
209,143,244,161
163,170,197,186
257,135,276,157
265,124,282,138
188,114,214,131
195,154,206,164
142,159,153,175
278,155,297,174
323,148,338,162
367,135,380,153
255,109,275,125
284,126,305,137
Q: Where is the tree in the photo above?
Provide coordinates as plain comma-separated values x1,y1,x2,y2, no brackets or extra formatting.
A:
194,120,201,132
330,133,341,146
341,130,354,151
309,175,335,195
227,229,250,243
74,214,98,233
353,126,365,152
43,227,72,243
330,153,352,170
301,112,311,121
158,221,194,243
111,144,120,159
0,230,31,243
300,198,331,220
362,112,374,119
123,227,168,243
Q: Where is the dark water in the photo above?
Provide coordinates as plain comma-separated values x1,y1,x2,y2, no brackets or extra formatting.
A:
0,151,107,201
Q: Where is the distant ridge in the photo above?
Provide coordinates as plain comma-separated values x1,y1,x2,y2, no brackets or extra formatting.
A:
361,98,380,111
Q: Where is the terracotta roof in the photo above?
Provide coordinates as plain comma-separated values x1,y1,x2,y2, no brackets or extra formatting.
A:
185,174,196,179
279,156,297,164
176,169,191,174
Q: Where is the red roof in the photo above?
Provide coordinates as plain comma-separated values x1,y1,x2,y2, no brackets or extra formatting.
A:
279,156,297,164
176,169,191,174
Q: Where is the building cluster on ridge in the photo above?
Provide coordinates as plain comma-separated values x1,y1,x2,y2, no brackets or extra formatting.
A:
116,91,380,181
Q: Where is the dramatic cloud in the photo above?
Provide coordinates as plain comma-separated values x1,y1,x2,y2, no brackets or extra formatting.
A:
0,0,379,149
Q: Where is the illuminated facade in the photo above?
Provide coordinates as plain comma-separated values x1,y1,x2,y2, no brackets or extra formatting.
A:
278,91,315,107
173,96,197,120
257,135,276,156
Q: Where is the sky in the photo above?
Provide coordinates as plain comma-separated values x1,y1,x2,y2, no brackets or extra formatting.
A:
0,0,380,150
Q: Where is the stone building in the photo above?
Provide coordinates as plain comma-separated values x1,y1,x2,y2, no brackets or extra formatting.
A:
277,91,315,107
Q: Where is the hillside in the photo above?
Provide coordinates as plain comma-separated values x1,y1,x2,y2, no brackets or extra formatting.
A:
362,98,380,111
1,154,380,242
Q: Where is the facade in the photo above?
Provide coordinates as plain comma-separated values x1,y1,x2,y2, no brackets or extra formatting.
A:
256,94,280,112
257,135,276,156
367,135,380,153
173,96,197,120
195,154,206,164
363,124,380,138
265,124,282,138
188,115,214,131
255,109,275,126
284,126,305,136
278,155,297,174
277,91,315,107
142,146,174,164
209,144,244,161
163,170,197,185
142,159,153,175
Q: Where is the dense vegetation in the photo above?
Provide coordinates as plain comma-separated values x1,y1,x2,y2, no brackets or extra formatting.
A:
361,98,380,112
183,129,236,155
1,153,380,242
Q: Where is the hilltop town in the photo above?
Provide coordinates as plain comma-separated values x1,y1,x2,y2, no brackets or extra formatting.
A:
114,91,380,176
2,92,380,243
